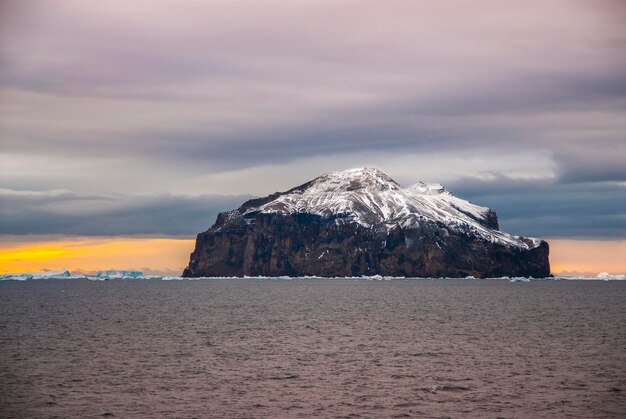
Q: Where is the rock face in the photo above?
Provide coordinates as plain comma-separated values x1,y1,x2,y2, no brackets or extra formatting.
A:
183,168,550,278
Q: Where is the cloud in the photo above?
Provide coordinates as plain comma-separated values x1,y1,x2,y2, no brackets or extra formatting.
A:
2,177,624,240
0,0,625,241
555,144,626,184
448,176,626,239
0,189,250,236
1,1,624,170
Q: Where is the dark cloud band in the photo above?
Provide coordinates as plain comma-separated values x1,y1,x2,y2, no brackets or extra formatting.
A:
448,178,626,239
1,182,624,239
0,190,250,236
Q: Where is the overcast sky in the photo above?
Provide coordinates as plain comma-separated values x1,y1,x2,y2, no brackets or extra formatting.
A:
1,0,625,240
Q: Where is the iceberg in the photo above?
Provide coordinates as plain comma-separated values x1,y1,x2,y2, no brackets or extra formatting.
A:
32,270,71,279
0,270,71,281
95,270,144,279
0,273,32,281
597,272,626,281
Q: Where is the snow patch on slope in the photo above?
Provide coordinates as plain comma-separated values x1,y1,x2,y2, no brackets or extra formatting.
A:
238,167,541,250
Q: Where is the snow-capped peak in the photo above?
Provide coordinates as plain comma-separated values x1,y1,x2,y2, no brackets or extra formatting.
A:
235,167,541,250
306,167,400,193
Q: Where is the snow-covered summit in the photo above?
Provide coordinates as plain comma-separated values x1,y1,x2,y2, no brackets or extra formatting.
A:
300,167,400,193
233,167,540,250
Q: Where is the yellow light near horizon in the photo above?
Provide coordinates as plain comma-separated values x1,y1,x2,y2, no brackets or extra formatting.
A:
0,246,67,262
0,237,624,277
0,238,195,275
548,239,626,276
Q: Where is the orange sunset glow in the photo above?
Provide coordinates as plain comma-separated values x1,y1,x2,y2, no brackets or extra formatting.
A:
0,237,194,276
1,237,624,277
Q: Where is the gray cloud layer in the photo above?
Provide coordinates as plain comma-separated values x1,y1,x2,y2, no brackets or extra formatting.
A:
449,178,626,239
0,189,250,236
1,179,624,239
1,1,625,239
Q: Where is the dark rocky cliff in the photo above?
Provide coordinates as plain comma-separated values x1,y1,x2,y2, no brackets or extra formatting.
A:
183,168,550,278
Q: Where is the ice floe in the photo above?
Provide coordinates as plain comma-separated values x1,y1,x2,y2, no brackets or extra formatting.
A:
509,277,531,282
597,272,626,281
95,270,144,279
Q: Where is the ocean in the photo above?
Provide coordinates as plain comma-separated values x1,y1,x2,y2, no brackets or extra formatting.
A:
1,279,625,418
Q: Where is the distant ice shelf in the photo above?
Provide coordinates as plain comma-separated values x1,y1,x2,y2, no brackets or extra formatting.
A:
0,270,71,281
1,270,623,281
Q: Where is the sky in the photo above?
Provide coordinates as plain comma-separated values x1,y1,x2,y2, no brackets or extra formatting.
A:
1,0,625,276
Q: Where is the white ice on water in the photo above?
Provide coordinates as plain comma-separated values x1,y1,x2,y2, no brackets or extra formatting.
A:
95,270,144,279
0,270,71,281
596,272,626,281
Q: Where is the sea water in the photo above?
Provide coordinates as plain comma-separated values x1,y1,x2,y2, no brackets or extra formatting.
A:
1,279,624,417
